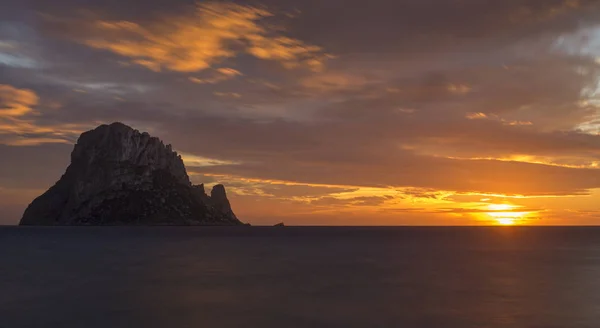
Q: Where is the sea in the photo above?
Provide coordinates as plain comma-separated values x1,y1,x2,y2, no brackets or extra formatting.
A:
2,226,600,328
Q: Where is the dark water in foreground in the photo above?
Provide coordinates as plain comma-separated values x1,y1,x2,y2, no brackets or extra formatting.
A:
2,227,600,328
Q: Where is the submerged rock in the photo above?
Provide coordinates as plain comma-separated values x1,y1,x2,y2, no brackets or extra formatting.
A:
19,122,242,226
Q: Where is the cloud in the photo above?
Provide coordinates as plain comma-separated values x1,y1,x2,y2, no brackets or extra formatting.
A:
4,51,599,195
465,112,532,126
179,152,240,167
447,84,471,95
0,36,43,69
54,2,331,73
309,195,394,207
299,71,375,93
245,35,333,71
213,91,242,98
189,67,243,84
433,207,543,214
0,84,89,145
0,84,38,117
136,107,600,196
196,156,600,196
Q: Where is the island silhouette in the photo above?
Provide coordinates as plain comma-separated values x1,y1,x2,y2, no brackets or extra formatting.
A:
20,122,243,226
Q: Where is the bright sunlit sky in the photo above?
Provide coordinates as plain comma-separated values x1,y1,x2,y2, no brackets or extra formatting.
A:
1,0,600,225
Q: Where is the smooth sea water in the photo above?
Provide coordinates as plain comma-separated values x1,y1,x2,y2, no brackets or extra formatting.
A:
2,226,600,328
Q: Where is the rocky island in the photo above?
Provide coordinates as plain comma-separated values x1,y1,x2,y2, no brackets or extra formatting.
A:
19,122,243,226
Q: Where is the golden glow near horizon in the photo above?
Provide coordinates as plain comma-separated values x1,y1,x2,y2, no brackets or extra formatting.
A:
198,173,556,226
484,204,529,225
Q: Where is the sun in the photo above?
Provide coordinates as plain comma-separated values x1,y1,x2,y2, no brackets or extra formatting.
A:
485,204,528,225
496,217,517,225
487,204,515,211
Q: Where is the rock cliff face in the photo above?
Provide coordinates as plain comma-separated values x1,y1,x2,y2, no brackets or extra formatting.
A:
19,122,242,226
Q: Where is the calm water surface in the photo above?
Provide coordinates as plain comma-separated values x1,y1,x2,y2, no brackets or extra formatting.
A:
2,226,600,328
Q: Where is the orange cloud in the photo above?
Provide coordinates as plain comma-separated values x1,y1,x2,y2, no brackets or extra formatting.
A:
466,112,488,120
440,154,600,169
79,2,330,73
0,84,38,118
466,112,533,126
0,85,89,145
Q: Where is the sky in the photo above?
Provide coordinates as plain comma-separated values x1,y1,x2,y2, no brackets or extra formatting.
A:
1,0,600,226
